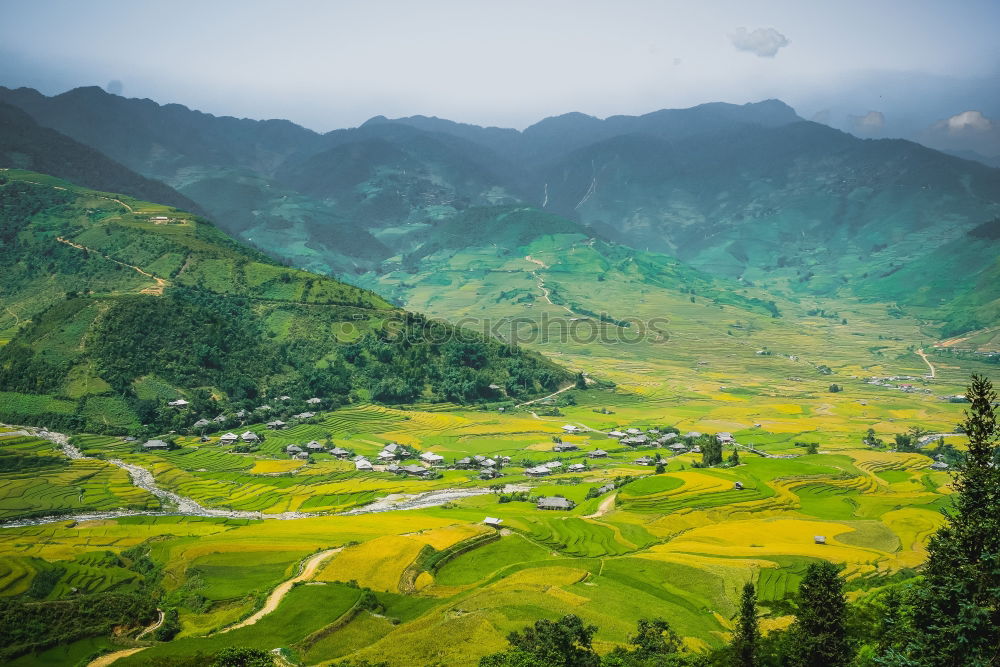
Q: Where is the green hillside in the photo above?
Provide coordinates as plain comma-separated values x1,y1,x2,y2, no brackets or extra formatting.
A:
0,170,569,434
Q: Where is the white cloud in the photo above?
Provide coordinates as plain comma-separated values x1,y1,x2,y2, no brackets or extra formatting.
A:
729,27,790,58
943,110,993,133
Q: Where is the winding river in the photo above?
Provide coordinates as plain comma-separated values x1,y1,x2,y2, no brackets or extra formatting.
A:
0,427,498,528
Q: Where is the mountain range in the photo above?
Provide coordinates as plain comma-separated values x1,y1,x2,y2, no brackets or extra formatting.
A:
1,85,998,337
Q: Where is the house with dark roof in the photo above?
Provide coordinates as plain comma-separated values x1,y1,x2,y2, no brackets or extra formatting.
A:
266,420,287,430
329,447,351,458
401,464,430,477
536,496,575,510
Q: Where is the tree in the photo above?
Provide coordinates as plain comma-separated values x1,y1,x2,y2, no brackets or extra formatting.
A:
701,438,723,466
212,647,274,667
601,617,684,666
731,582,760,667
575,373,588,390
787,561,851,666
482,614,600,667
829,384,842,393
862,428,883,448
902,374,1000,665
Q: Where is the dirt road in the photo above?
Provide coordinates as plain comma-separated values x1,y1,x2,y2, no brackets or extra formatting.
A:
583,493,617,518
218,548,341,633
55,236,167,295
916,348,936,378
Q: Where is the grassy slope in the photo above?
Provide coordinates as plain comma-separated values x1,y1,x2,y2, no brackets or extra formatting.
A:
0,171,567,432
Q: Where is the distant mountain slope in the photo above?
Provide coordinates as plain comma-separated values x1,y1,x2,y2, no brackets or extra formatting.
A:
0,170,569,434
4,86,998,335
0,102,201,213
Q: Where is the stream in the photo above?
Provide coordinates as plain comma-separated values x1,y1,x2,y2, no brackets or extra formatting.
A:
0,427,507,528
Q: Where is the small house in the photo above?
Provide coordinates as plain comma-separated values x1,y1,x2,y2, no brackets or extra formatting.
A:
716,432,735,444
421,452,445,465
525,465,552,477
278,395,291,401
306,397,322,405
286,445,303,454
481,458,498,468
240,431,259,442
626,428,642,436
814,535,826,545
658,433,678,443
544,461,563,470
330,447,351,459
567,463,586,472
167,399,189,408
142,439,170,450
484,517,503,527
219,433,239,445
378,449,398,461
685,431,702,439
213,415,228,424
537,496,575,511
480,468,503,479
607,430,626,439
355,458,373,471
293,412,315,420
401,464,430,477
929,461,950,470
553,442,579,452
192,418,211,429
588,449,608,458
455,457,474,469
669,443,687,451
305,441,325,452
256,405,272,413
266,420,287,430
634,456,655,466
561,424,581,434
734,481,744,490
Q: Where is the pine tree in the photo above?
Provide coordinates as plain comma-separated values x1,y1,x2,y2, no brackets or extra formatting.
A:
787,561,851,666
903,374,1000,666
731,582,760,666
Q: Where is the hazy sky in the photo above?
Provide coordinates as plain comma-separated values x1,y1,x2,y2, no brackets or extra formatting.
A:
3,0,1000,150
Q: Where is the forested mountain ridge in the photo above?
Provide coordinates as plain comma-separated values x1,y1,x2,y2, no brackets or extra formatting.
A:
0,170,569,435
3,86,999,335
0,101,201,214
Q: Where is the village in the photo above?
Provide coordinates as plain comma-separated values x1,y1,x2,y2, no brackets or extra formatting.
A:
137,400,760,514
